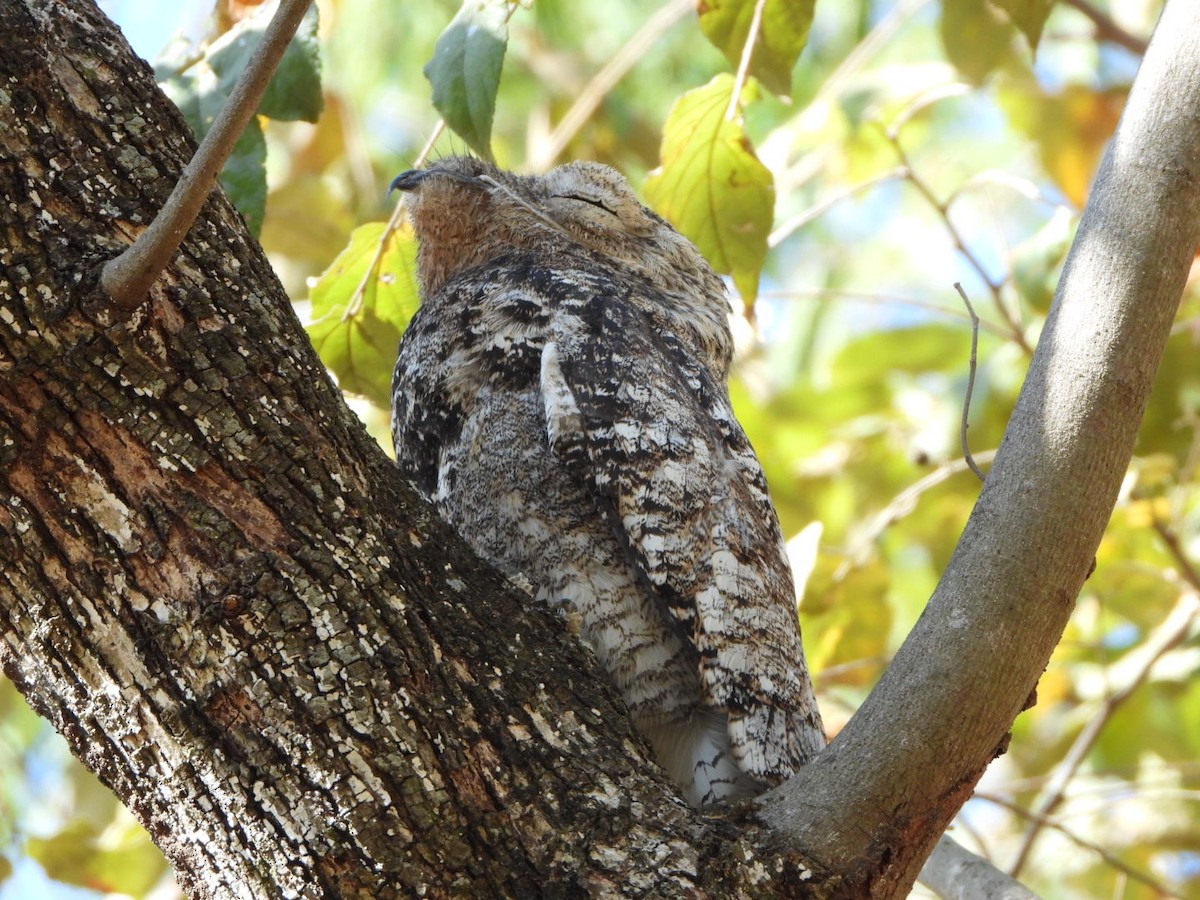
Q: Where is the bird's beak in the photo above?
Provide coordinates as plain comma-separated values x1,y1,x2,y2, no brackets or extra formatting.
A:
388,169,429,194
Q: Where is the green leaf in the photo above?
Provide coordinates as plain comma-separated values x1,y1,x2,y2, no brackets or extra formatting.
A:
307,223,421,407
258,5,323,123
831,324,972,384
203,3,323,124
993,0,1056,53
698,0,815,97
220,117,268,235
939,0,1019,84
424,0,510,160
644,74,774,305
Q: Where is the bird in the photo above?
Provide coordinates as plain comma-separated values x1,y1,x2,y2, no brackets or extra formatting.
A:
389,155,824,806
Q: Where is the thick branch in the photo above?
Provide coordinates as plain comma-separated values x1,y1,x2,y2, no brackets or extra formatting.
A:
0,3,698,896
759,0,1200,892
919,837,1038,900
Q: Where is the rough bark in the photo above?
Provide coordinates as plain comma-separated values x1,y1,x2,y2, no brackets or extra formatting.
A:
0,0,1197,898
0,2,728,896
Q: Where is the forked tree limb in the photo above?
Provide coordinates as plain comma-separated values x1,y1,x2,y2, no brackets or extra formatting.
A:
1,0,1197,897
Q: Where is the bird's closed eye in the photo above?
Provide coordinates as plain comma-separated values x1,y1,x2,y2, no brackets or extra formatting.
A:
557,193,619,217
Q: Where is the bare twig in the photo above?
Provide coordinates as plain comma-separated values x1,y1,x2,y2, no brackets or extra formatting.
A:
836,450,997,580
337,119,447,324
759,287,1012,337
414,119,448,170
1060,0,1149,55
888,82,973,136
954,282,985,481
1008,587,1200,875
101,0,313,312
1152,517,1200,594
979,792,1180,897
529,0,692,172
768,167,907,247
884,129,1034,356
725,0,768,121
775,0,933,195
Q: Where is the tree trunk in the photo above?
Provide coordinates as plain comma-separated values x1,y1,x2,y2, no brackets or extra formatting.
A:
0,1,1197,898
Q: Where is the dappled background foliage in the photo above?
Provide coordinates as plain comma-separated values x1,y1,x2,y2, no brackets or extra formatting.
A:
3,0,1196,897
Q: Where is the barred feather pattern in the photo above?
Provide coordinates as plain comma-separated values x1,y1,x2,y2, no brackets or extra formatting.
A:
390,156,824,806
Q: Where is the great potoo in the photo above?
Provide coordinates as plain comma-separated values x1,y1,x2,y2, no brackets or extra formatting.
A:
389,155,825,806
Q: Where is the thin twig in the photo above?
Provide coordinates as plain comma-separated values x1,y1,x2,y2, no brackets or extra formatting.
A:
341,0,525,320
414,119,448,170
776,0,932,195
1060,0,1149,55
977,792,1180,897
1152,517,1200,594
725,0,768,121
885,129,1034,355
768,167,907,247
101,0,314,312
888,82,973,136
955,282,985,481
994,758,1200,797
836,450,997,580
1008,588,1200,876
530,0,692,172
339,119,447,323
758,287,1011,337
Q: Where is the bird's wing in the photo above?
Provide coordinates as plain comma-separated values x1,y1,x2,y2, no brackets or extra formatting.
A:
541,275,824,783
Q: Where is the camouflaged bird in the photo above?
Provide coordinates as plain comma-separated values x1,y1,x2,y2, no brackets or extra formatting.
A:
389,156,824,806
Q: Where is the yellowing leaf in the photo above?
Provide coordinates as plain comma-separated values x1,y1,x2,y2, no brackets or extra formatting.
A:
1000,83,1127,207
307,223,420,407
26,813,166,895
803,554,892,684
644,74,774,305
698,0,815,97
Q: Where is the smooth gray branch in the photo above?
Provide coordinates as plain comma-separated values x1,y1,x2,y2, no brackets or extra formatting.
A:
920,835,1041,900
757,0,1200,890
100,0,313,312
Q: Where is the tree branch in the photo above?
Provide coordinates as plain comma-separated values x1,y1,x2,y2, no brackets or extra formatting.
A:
4,0,1197,896
758,1,1200,891
920,835,1040,900
528,0,693,172
100,0,313,313
954,282,985,481
1008,586,1200,875
1060,0,1149,55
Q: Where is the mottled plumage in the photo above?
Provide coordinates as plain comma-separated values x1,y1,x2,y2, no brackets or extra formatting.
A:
390,156,824,805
